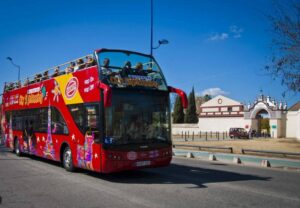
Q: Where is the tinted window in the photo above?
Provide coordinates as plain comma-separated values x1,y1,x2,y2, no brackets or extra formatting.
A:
68,103,99,134
37,108,48,132
105,90,170,145
68,104,85,132
12,111,22,130
10,107,68,134
51,107,69,135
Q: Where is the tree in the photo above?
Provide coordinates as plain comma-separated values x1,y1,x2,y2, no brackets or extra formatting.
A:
265,1,300,94
184,87,199,123
173,95,184,123
203,94,212,102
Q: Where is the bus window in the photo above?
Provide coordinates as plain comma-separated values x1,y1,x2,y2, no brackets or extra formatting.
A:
12,111,22,130
51,107,69,135
37,108,48,132
68,103,100,135
86,105,99,131
68,104,85,133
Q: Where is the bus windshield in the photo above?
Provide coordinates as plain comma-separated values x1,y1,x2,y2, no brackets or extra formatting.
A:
104,90,170,146
98,50,168,91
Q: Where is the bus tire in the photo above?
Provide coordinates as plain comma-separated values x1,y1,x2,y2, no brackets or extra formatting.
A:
63,146,75,172
14,139,22,157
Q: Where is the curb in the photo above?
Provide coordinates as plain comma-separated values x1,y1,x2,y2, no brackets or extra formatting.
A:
173,148,300,169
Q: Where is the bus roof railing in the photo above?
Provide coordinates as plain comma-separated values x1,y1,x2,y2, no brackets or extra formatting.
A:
3,54,97,92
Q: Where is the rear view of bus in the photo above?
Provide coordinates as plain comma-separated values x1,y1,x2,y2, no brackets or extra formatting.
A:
96,49,188,173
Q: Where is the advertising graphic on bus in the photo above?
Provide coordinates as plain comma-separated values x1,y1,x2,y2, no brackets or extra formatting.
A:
1,49,188,173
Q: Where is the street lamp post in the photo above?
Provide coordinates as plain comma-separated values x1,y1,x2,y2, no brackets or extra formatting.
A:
150,0,154,56
6,57,20,82
150,0,169,56
152,39,169,50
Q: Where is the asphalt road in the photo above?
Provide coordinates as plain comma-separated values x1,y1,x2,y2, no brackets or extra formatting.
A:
0,145,300,208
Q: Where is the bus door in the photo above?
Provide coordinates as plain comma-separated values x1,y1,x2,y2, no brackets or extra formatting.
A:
83,104,101,171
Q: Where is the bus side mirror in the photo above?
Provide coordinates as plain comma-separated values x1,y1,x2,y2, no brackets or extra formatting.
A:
98,82,112,107
168,86,188,109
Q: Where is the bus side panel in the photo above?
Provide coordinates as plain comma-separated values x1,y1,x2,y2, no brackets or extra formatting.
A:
73,136,102,173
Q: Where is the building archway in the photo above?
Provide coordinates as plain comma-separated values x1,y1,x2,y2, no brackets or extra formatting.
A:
255,109,270,136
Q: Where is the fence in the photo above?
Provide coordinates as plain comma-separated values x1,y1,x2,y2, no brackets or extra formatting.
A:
241,149,300,158
173,144,233,153
172,131,230,141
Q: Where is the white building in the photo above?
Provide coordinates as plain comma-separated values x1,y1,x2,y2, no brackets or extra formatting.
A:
195,94,299,139
286,102,300,139
198,95,247,132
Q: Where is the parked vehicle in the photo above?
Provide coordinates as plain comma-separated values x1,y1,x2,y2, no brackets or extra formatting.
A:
229,128,249,139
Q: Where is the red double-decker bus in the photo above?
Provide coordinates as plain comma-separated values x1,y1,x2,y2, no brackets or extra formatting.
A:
1,49,187,173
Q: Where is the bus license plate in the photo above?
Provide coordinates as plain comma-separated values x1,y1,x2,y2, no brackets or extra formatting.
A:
136,161,151,167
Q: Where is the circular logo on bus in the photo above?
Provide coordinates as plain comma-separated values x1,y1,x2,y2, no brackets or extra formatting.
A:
65,77,78,99
127,151,137,160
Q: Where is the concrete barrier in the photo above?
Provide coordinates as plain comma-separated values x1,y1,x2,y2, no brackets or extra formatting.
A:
186,152,194,158
233,157,242,164
173,144,233,153
173,148,300,169
209,154,216,161
261,160,271,167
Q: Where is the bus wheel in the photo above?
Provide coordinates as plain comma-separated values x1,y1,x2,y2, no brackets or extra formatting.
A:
14,139,21,157
63,146,75,172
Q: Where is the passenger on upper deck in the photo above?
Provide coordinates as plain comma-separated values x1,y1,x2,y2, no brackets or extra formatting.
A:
7,82,14,90
33,75,38,83
16,80,21,88
121,61,131,77
101,58,112,75
42,71,49,80
36,74,42,82
52,67,60,77
65,62,75,73
85,56,96,67
23,79,29,87
135,62,145,76
74,59,85,71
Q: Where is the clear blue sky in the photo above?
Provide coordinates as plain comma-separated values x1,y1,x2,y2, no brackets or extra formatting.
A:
1,0,299,106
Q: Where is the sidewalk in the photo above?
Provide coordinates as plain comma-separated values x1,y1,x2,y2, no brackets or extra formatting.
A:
173,148,300,169
172,138,300,159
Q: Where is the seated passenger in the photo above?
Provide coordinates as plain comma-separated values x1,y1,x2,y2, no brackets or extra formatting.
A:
33,75,38,83
135,62,145,76
36,74,42,82
42,71,49,80
29,79,35,84
74,59,85,71
85,56,96,67
101,58,112,75
65,62,75,73
52,67,60,77
16,81,21,88
23,79,29,86
121,61,131,77
8,82,14,90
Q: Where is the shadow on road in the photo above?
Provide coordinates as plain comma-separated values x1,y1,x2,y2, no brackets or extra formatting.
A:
83,163,271,188
1,145,271,188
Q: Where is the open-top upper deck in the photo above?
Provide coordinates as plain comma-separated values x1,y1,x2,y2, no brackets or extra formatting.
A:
3,49,171,95
3,54,97,93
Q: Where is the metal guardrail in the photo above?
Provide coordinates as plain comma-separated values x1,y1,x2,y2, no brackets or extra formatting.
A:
173,144,233,153
241,149,300,157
